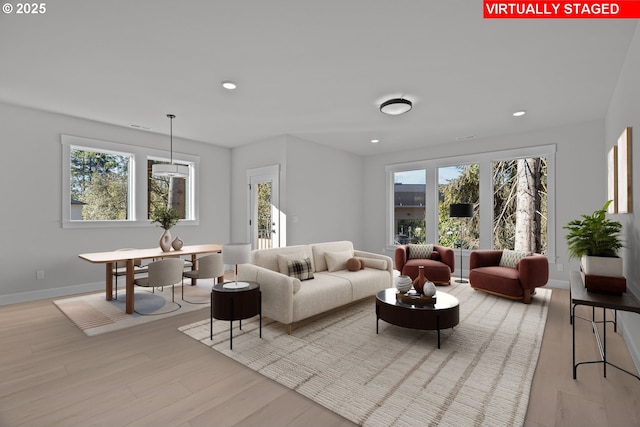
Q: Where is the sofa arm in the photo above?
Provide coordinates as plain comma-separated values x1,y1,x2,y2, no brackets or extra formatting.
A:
434,245,455,274
238,263,298,325
517,254,549,289
469,250,503,269
394,245,408,272
354,250,394,275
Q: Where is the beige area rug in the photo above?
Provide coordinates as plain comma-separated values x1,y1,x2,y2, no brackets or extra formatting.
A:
179,283,551,426
54,281,212,336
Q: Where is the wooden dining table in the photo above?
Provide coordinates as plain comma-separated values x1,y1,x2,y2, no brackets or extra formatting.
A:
79,244,223,314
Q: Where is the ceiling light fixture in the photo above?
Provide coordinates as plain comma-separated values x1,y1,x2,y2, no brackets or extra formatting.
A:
380,98,412,115
152,114,189,178
513,110,526,117
222,81,237,90
371,139,380,144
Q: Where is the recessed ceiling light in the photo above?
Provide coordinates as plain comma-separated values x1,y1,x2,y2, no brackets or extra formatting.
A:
221,81,237,90
371,139,380,144
456,135,476,141
513,110,526,117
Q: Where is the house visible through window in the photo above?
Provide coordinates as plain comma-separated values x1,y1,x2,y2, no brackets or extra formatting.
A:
393,169,426,244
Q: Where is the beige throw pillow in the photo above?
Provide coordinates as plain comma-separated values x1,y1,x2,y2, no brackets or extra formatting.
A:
357,257,387,270
499,249,532,268
325,250,354,272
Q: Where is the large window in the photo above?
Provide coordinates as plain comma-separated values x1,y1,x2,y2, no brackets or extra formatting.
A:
393,169,426,244
493,157,547,253
70,147,132,221
438,164,479,250
62,135,199,228
386,145,555,259
147,159,191,220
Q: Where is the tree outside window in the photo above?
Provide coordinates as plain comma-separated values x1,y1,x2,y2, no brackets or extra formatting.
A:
438,164,479,250
147,159,190,219
70,148,130,220
493,157,547,253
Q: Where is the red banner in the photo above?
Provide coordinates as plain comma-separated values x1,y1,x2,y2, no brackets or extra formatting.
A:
484,1,640,18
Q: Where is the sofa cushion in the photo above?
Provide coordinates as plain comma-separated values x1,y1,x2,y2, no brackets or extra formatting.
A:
287,257,314,281
252,245,313,273
277,252,311,275
499,249,532,268
346,257,362,271
408,244,434,259
311,241,355,272
357,257,387,270
325,250,354,272
469,266,523,298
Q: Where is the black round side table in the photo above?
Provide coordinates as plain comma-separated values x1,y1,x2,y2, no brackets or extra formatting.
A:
210,281,261,349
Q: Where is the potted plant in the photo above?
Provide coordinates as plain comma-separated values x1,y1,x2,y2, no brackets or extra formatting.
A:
563,200,624,276
151,206,181,251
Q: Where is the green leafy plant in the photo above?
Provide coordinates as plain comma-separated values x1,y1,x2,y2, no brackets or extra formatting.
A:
563,200,623,259
150,206,180,230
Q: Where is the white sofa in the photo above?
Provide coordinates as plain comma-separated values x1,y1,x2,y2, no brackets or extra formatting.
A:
238,241,393,333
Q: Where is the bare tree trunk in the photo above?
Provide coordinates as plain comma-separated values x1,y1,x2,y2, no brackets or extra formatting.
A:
515,158,538,252
168,177,186,217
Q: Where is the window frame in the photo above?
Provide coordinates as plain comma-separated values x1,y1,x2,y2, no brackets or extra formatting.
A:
62,134,200,229
386,144,556,261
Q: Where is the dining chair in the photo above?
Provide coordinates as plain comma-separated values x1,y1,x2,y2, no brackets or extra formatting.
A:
112,248,148,300
181,253,224,304
133,258,184,315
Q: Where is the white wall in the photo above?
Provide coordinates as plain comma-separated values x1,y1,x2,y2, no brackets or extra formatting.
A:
606,22,640,370
362,119,606,284
230,135,365,248
0,102,231,304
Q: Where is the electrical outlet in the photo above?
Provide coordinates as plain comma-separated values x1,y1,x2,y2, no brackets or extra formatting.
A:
36,270,45,280
556,263,564,272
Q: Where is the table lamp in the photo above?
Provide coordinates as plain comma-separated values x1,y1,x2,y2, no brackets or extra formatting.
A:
222,243,251,289
449,203,474,283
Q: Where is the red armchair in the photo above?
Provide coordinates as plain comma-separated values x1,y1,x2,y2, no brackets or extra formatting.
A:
469,250,548,304
395,244,455,285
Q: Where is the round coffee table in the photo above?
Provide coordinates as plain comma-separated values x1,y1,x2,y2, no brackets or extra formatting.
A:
375,288,459,348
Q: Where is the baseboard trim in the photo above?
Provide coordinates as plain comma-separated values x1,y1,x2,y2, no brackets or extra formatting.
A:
0,282,104,306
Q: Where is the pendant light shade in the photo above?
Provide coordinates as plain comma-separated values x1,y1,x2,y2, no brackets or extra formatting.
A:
152,114,189,178
380,98,412,115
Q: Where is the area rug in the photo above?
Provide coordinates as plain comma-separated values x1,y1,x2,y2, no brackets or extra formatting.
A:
179,283,551,426
54,281,212,336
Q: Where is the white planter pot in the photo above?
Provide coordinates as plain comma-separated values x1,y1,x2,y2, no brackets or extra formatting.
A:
581,255,623,277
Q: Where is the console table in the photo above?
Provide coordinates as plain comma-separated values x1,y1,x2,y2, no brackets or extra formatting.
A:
569,270,640,380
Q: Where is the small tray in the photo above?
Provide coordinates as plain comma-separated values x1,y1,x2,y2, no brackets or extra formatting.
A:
396,291,436,306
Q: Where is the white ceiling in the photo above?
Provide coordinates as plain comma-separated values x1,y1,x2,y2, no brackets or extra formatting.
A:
0,1,637,156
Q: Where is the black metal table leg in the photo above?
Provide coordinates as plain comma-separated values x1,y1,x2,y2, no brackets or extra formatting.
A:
230,298,234,350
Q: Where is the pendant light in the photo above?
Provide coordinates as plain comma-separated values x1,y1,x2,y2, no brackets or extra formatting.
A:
152,114,189,178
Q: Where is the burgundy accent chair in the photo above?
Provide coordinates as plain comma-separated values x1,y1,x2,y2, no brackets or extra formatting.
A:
395,245,455,285
469,250,548,304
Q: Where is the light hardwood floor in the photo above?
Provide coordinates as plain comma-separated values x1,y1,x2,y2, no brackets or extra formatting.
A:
0,287,638,427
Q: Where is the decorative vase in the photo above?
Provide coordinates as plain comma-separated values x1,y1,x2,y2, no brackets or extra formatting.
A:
159,229,172,252
171,236,184,251
395,275,412,293
423,281,436,298
412,266,427,294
